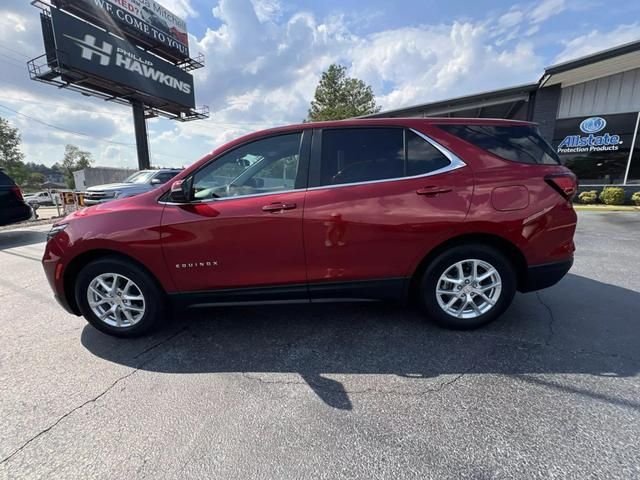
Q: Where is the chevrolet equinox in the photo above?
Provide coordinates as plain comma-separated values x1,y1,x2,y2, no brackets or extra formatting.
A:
43,118,577,337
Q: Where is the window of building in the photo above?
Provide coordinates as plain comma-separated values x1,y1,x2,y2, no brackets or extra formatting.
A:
551,113,638,185
625,124,640,184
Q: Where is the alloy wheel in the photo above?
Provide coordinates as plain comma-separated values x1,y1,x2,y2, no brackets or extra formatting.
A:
435,259,502,319
87,273,146,328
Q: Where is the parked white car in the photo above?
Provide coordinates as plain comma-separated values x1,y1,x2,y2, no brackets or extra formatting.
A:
23,191,58,206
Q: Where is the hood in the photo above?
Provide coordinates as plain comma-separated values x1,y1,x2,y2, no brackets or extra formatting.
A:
86,183,133,192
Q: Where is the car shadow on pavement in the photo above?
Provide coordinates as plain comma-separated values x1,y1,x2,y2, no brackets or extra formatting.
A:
0,229,47,250
81,273,640,410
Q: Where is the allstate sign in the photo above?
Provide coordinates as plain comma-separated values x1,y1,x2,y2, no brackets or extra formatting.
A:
557,116,621,153
579,117,606,134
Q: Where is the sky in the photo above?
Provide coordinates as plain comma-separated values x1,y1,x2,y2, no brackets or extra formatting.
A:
1,0,639,168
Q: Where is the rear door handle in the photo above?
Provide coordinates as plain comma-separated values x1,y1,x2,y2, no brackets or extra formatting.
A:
416,186,452,196
262,202,297,212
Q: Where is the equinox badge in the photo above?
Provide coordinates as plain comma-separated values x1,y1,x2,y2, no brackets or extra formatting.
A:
175,261,219,269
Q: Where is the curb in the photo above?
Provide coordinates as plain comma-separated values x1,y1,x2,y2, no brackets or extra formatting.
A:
573,205,640,212
0,217,61,232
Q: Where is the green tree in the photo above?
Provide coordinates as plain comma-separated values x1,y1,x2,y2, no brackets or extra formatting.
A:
24,172,45,190
0,116,27,184
61,144,93,189
307,64,381,121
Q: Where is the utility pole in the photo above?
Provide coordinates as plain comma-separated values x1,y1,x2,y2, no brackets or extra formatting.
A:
132,100,151,170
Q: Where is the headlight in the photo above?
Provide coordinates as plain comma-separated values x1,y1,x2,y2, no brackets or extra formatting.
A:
47,223,68,242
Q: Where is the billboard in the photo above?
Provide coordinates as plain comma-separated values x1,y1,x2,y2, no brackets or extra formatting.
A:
54,0,189,62
51,8,195,108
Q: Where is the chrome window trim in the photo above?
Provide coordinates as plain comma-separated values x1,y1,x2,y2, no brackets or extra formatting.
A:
159,128,467,204
159,188,302,206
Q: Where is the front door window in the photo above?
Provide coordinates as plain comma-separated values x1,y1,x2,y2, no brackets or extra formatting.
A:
191,133,302,200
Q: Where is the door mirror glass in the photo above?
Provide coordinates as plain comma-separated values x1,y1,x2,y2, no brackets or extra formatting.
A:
169,179,191,203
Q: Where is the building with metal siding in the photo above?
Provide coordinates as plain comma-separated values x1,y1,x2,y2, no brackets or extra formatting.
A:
366,40,640,189
557,68,640,118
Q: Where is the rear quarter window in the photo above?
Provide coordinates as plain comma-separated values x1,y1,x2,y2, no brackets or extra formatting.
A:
406,129,450,176
0,171,15,186
437,124,560,165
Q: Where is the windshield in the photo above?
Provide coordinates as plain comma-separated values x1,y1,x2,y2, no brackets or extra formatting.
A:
124,171,157,184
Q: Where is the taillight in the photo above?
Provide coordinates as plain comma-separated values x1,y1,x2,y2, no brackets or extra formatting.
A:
545,174,577,200
11,186,24,201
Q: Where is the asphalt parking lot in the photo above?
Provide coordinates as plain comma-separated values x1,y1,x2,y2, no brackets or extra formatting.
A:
1,211,639,479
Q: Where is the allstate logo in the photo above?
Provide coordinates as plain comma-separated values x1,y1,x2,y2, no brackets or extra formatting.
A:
579,117,606,134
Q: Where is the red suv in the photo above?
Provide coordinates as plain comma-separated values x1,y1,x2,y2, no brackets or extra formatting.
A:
43,119,577,337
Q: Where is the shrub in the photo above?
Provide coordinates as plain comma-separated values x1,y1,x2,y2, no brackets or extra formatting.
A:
631,191,640,206
578,190,598,204
599,187,626,205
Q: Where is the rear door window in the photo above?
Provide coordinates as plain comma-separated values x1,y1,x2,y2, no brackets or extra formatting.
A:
320,128,404,185
438,124,560,165
318,128,451,186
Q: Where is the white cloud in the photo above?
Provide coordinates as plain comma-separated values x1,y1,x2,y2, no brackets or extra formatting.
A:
250,0,282,23
349,23,542,109
498,10,524,29
554,23,640,63
180,0,544,150
530,0,566,24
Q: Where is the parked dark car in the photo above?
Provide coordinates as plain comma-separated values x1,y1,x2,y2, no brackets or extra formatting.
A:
0,169,32,227
44,118,577,338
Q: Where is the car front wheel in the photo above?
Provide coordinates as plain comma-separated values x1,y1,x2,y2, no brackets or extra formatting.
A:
418,245,516,329
75,256,166,337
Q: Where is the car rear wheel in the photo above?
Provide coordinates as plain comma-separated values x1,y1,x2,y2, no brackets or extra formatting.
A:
75,256,166,337
418,245,516,329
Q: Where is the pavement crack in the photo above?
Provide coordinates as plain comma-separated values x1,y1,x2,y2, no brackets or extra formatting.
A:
241,368,470,399
0,327,188,466
536,292,555,345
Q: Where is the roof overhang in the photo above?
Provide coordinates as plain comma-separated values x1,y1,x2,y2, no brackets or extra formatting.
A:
542,40,640,87
364,83,537,118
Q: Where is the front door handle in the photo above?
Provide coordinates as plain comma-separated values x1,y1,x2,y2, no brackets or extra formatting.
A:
416,186,452,196
262,202,297,212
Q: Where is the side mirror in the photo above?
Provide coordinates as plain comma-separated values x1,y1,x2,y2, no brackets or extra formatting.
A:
150,178,162,185
169,178,191,203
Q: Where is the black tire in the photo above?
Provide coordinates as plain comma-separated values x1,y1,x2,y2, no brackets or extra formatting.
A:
417,244,516,330
75,256,166,338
